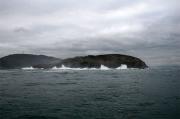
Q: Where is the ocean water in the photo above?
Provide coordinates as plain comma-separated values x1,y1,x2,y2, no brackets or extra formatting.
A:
0,66,180,119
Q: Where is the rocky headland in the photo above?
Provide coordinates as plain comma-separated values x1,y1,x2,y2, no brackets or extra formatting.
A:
0,54,148,69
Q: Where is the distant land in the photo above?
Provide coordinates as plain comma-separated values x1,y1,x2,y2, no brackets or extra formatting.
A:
0,54,148,69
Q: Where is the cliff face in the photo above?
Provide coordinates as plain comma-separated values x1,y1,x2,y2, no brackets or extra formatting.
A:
0,54,60,69
0,54,148,69
57,54,147,69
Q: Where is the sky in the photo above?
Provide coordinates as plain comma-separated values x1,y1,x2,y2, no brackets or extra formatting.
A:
0,0,180,66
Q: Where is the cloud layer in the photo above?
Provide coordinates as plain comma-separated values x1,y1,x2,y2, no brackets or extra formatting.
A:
0,0,180,66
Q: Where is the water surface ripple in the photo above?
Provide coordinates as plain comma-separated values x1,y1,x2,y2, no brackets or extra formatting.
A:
0,66,180,119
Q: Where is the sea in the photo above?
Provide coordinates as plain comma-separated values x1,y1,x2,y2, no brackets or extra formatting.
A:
0,66,180,119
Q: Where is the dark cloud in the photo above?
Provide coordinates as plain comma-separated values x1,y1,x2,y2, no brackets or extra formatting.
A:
0,0,179,66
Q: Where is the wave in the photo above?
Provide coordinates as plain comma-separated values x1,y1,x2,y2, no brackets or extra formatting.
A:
21,64,128,70
116,64,127,70
51,64,127,70
52,65,94,70
52,65,72,70
22,66,35,70
100,65,110,70
22,66,44,70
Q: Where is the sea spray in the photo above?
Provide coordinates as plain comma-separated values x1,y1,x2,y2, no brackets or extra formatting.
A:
22,66,35,70
100,65,110,70
52,64,111,70
116,64,127,70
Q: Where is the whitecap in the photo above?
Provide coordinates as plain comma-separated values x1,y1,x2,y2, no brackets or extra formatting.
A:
51,64,110,70
100,65,110,70
89,68,98,70
22,66,35,70
52,65,73,70
51,66,59,70
51,64,133,70
116,64,128,70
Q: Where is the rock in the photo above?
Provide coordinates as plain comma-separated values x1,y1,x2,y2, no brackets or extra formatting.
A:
0,54,60,69
57,54,148,69
0,54,148,69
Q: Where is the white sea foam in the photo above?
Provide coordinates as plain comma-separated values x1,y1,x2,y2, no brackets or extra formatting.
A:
51,66,58,70
116,64,128,70
100,65,110,70
51,64,111,70
22,66,35,70
51,64,129,70
52,65,91,70
89,68,98,70
52,65,73,70
22,64,128,70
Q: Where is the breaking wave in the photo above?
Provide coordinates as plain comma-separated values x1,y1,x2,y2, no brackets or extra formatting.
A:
22,64,128,70
116,64,128,69
52,65,95,70
100,65,110,70
22,67,44,70
22,66,35,70
51,64,127,70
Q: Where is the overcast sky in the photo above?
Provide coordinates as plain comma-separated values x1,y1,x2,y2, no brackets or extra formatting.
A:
0,0,180,66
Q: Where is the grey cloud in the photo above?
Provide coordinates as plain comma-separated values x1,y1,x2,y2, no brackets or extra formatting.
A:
14,27,29,33
0,0,180,66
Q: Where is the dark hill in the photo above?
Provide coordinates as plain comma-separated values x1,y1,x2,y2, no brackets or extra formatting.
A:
0,54,148,69
57,54,147,69
0,54,60,69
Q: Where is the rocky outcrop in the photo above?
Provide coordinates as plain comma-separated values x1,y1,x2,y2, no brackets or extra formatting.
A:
0,54,60,69
0,54,148,69
57,54,147,69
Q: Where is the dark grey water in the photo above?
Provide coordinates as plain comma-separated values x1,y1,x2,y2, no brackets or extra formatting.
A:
0,66,180,119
